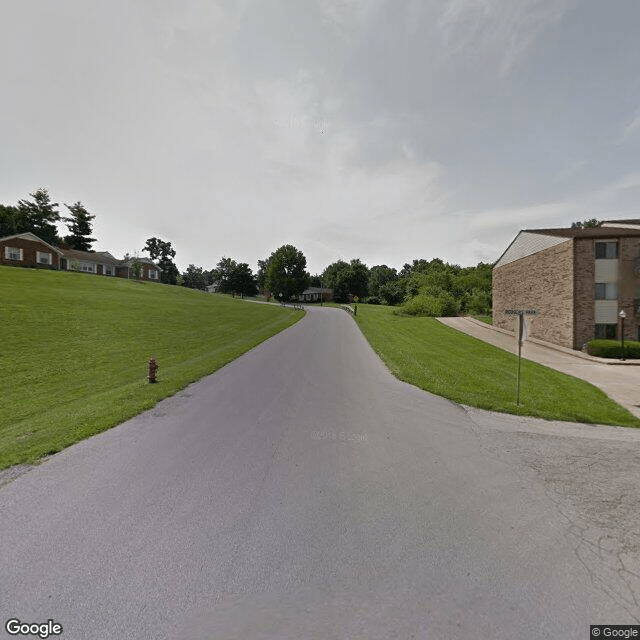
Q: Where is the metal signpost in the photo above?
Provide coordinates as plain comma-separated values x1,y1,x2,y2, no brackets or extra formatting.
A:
504,309,539,405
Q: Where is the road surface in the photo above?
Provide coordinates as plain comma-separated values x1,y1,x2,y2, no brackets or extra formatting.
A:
2,306,640,639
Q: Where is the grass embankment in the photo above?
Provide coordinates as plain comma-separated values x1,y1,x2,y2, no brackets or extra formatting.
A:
0,267,303,469
354,304,640,427
472,315,493,325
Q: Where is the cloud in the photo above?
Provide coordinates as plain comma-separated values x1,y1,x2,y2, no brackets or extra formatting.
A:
437,0,575,74
318,0,385,36
622,110,640,141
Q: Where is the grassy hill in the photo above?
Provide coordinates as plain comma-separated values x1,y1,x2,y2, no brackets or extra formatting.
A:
0,267,303,469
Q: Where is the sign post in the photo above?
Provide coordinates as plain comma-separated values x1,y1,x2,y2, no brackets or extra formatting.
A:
504,309,539,406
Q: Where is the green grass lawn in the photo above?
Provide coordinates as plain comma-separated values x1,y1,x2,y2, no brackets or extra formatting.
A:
0,267,303,469
354,304,640,427
472,314,493,325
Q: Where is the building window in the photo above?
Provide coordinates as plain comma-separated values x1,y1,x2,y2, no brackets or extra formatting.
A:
595,282,618,300
80,262,95,273
595,323,617,339
104,265,113,276
4,246,22,261
148,269,158,280
36,251,52,265
595,241,618,259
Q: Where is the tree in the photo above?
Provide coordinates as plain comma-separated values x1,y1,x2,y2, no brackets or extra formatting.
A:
181,264,206,290
321,260,350,302
211,256,237,292
321,258,369,302
210,257,258,296
228,263,258,296
571,219,601,228
62,201,96,251
143,237,179,285
265,245,309,301
130,259,143,280
379,281,404,306
0,204,22,237
396,258,492,314
256,258,271,290
347,258,370,299
17,188,61,245
368,265,398,297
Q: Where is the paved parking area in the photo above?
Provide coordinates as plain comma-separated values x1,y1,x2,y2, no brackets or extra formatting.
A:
438,317,640,420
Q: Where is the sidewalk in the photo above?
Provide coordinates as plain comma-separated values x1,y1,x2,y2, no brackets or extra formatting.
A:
437,316,640,420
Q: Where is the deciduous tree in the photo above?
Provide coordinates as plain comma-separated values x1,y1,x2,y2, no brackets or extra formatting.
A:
265,245,309,301
571,219,601,228
143,237,179,285
181,264,206,290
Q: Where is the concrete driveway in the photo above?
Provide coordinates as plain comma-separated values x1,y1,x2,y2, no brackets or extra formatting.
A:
1,307,639,639
439,316,640,419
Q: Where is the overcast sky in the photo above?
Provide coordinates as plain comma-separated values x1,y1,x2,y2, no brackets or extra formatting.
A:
2,0,639,273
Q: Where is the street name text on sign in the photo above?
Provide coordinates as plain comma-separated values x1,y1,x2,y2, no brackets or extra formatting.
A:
504,309,539,316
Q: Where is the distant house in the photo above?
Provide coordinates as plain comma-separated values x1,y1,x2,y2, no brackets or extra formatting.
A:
299,287,333,302
0,232,64,269
61,248,120,276
205,282,221,293
117,257,162,281
0,232,162,282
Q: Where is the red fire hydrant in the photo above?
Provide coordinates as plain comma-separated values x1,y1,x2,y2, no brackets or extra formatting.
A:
148,357,159,383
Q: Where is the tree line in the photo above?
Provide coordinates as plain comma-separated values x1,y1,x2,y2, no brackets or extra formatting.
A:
180,247,493,316
2,188,494,315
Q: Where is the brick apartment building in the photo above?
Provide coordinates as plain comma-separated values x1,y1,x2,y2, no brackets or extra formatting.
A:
493,220,640,350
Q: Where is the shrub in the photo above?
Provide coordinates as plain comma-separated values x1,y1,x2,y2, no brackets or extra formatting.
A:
398,293,460,317
465,288,492,315
587,339,640,359
365,296,381,305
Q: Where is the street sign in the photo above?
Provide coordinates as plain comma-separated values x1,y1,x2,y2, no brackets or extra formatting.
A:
504,309,539,316
502,309,540,405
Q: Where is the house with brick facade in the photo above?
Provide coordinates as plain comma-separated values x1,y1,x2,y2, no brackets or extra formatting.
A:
0,232,162,282
0,232,64,269
493,220,640,349
60,248,121,276
117,257,161,281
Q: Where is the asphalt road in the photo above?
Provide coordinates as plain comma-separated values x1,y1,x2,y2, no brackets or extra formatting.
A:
2,306,640,639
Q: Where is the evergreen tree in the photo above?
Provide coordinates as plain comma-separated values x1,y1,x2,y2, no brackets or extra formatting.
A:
17,188,61,245
63,201,96,251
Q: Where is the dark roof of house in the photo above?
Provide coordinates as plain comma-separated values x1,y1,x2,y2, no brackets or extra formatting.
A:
526,225,640,239
302,287,332,294
0,232,64,254
61,248,120,263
